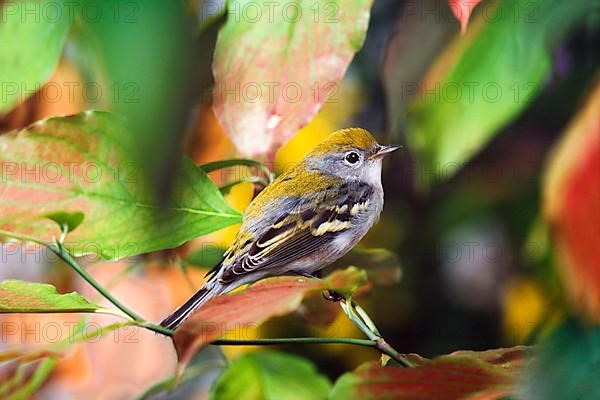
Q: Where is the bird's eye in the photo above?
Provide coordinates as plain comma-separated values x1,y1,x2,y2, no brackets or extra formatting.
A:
345,152,360,165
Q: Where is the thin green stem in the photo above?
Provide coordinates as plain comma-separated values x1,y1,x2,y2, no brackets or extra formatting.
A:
340,299,415,368
135,321,175,336
132,320,376,348
214,337,376,347
49,243,144,322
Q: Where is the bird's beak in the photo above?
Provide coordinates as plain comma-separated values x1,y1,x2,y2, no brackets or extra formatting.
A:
369,144,402,160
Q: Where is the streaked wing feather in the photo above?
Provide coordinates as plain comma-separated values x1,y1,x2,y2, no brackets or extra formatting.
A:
218,181,373,284
219,213,337,283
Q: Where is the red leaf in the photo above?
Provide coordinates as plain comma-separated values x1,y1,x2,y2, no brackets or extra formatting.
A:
449,0,482,34
331,347,529,400
544,81,600,319
173,267,367,371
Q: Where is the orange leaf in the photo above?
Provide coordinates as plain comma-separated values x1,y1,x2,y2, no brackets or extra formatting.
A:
449,0,482,34
544,80,600,320
173,267,367,371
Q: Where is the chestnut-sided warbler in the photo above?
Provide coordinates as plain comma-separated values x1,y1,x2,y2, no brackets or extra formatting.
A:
160,128,399,329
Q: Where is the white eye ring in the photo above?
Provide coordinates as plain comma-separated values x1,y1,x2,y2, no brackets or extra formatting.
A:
345,151,361,165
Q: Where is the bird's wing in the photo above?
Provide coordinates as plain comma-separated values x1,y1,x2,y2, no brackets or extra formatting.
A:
217,181,374,284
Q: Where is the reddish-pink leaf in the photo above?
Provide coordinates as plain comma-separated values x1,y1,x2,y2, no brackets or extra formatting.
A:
449,0,482,34
331,348,528,400
212,0,373,158
173,267,367,371
544,81,600,320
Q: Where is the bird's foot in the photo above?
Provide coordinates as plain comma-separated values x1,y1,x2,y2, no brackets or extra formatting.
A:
322,290,344,302
294,271,344,302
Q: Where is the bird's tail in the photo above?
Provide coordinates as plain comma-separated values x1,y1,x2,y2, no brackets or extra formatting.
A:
160,282,223,330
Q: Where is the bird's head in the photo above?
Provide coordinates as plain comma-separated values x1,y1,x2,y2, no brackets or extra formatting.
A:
304,128,401,184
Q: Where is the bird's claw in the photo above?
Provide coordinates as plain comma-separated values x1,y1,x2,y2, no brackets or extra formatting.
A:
322,290,344,302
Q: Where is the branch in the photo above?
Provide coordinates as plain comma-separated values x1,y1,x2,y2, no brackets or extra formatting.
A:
45,243,408,360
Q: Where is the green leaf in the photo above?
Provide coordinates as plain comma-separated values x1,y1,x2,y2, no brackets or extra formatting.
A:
44,211,85,234
68,1,196,202
0,0,72,114
0,111,242,259
210,351,331,400
526,319,600,400
405,0,595,184
0,280,100,313
213,0,373,158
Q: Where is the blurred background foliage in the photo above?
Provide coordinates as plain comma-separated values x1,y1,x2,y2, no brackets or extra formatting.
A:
0,0,599,398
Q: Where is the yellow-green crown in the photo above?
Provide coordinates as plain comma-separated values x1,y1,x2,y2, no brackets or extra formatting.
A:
310,128,379,155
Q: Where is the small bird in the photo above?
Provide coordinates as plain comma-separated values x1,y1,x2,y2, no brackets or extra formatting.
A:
160,128,399,330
